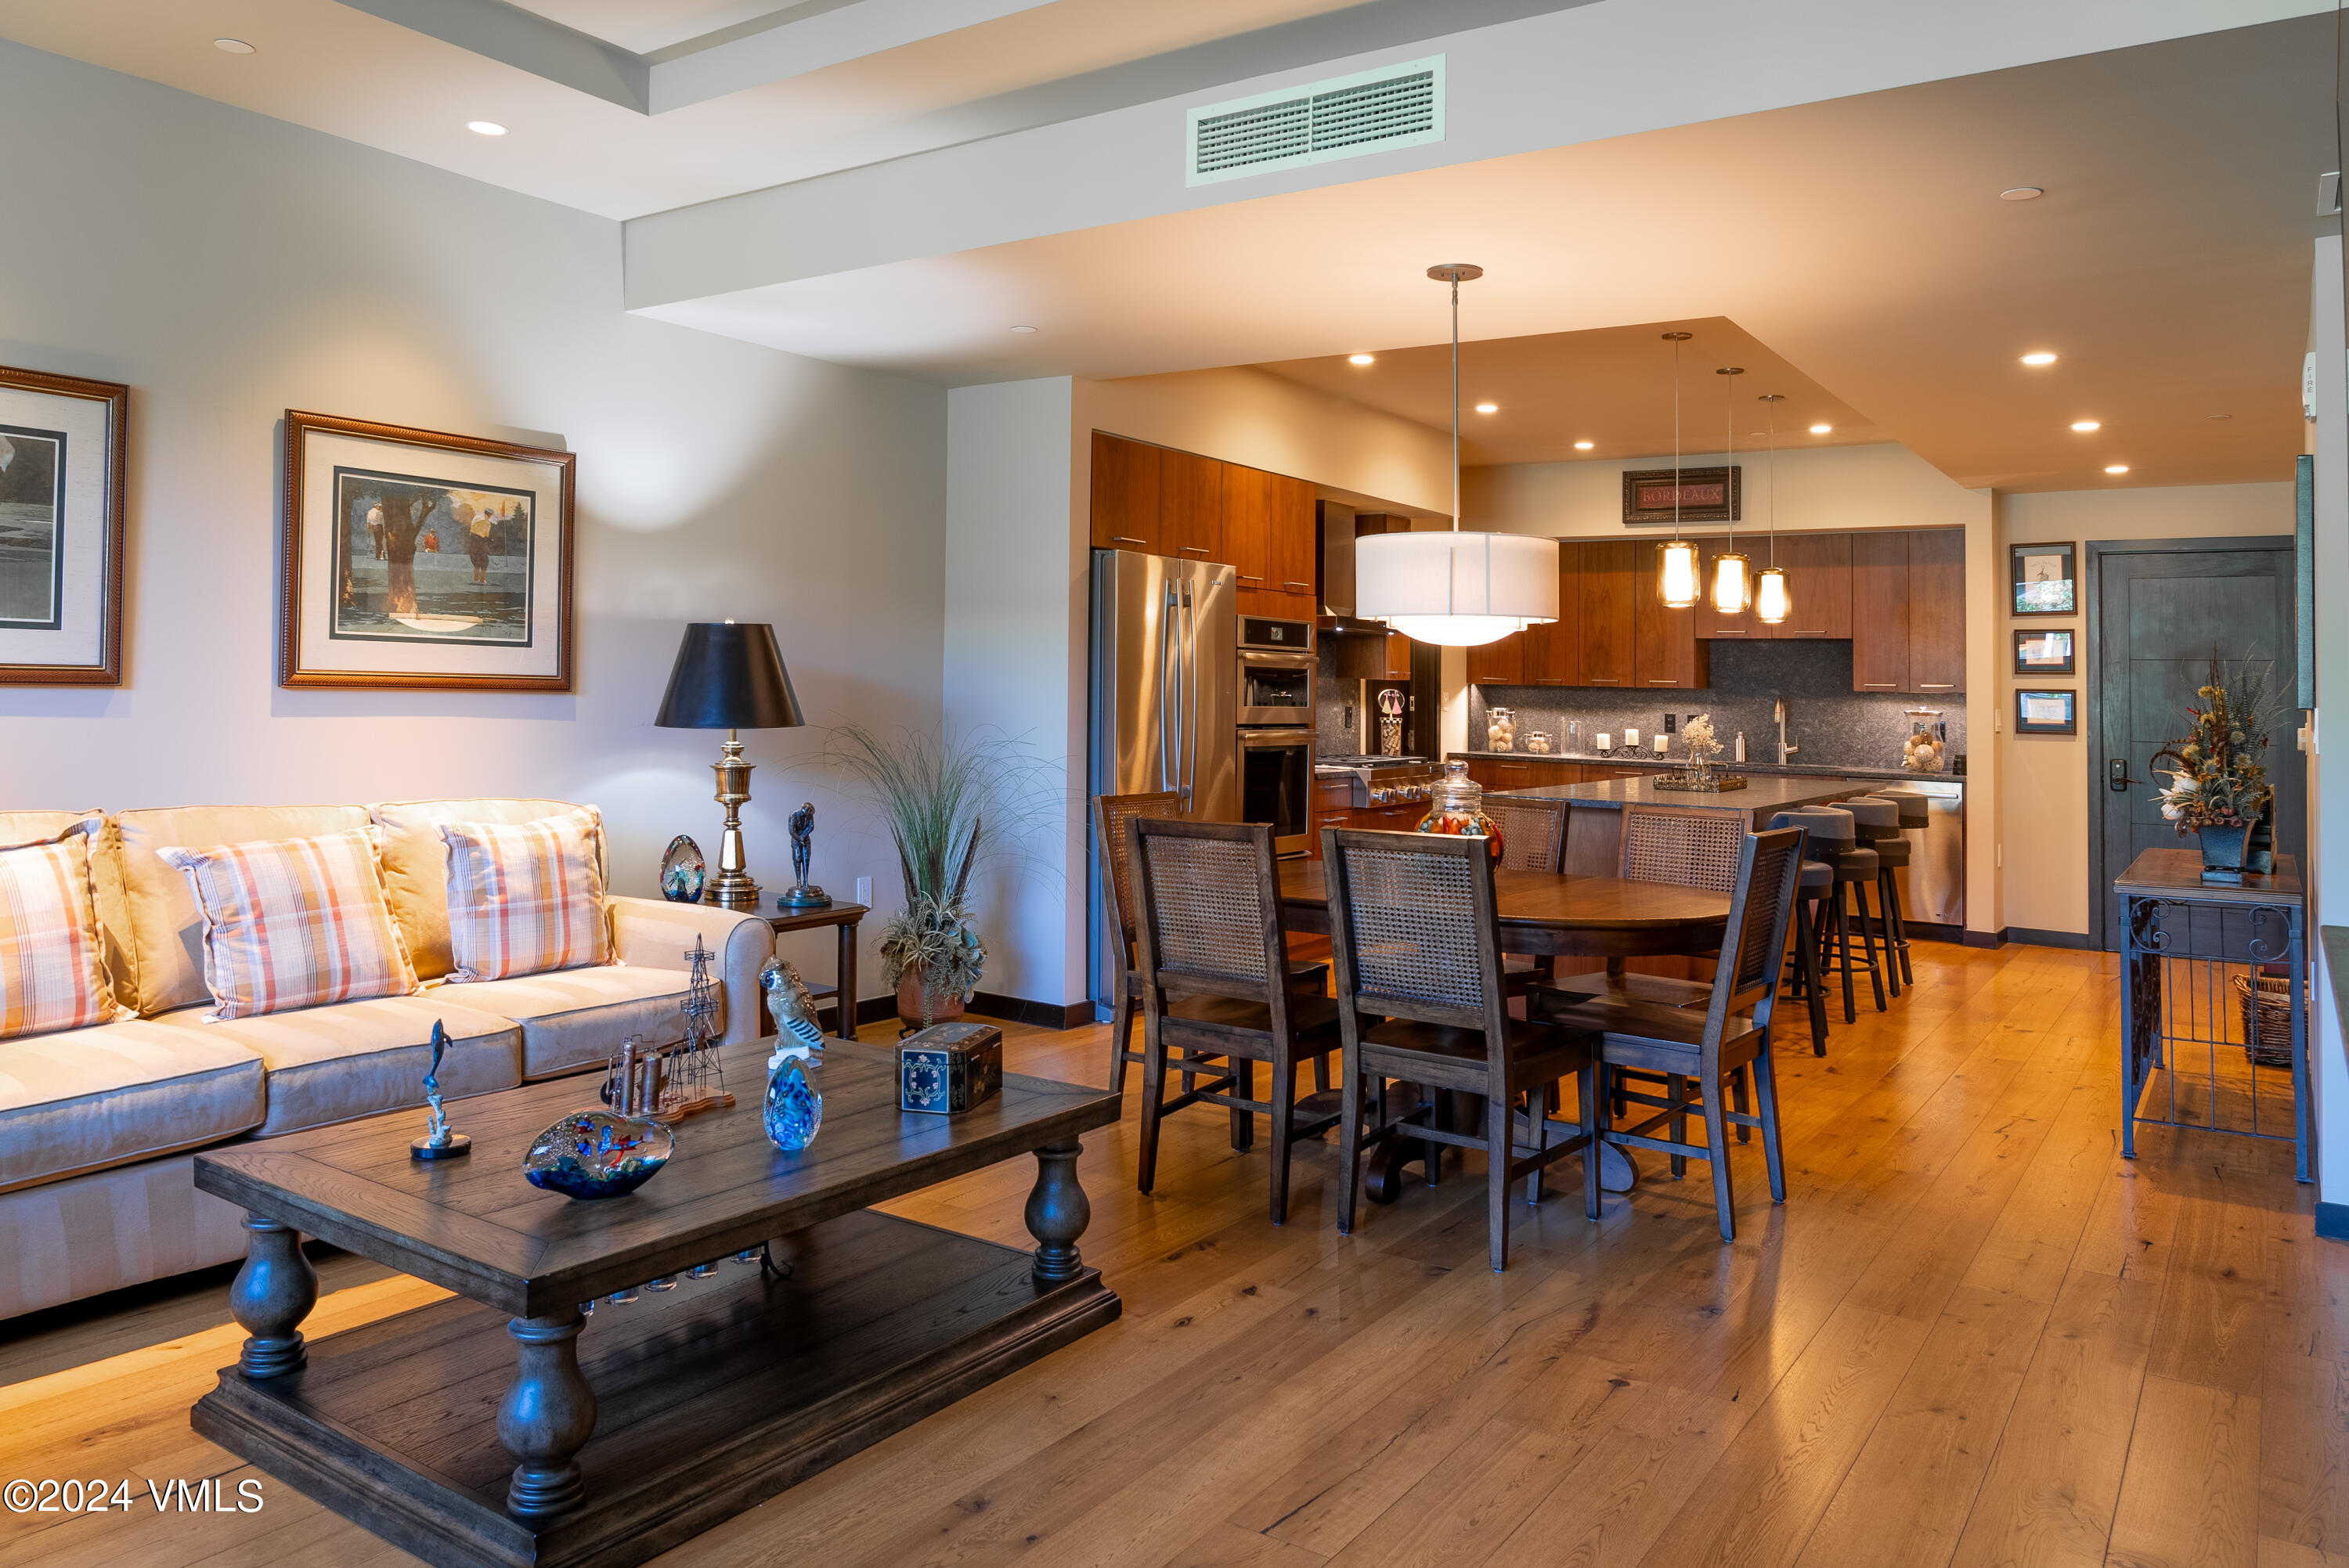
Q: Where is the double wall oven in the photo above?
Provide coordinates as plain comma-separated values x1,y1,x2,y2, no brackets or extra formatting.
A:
1237,615,1314,856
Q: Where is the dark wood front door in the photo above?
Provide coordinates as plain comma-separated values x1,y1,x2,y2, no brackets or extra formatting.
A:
2091,536,2302,950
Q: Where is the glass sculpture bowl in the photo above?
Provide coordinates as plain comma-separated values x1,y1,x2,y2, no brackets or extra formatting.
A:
523,1109,673,1200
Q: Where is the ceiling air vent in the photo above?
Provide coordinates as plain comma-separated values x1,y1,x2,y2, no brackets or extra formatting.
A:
1187,56,1444,187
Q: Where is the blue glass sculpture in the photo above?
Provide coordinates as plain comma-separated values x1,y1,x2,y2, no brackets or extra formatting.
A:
524,1110,673,1199
764,1041,822,1152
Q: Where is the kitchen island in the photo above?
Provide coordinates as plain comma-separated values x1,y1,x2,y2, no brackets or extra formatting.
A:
1490,774,1877,877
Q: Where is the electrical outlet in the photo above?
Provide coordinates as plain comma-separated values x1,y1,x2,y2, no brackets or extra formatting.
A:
855,876,872,908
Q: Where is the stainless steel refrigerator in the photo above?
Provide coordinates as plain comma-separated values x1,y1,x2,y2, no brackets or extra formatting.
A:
1088,549,1236,1005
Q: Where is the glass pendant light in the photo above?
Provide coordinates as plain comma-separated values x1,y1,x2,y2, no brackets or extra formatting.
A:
1754,391,1791,624
1709,365,1751,615
1355,266,1559,646
1656,331,1700,608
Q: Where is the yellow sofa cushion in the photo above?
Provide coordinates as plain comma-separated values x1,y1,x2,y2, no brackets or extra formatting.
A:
0,821,121,1041
0,1015,265,1194
99,805,372,1018
369,798,601,982
0,810,100,845
192,993,521,1137
428,964,701,1080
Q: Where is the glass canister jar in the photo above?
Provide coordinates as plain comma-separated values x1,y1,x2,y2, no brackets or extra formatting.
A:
1485,706,1516,752
1416,760,1504,861
1902,707,1947,773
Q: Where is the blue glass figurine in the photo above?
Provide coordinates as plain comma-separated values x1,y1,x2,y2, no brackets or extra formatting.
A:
764,1040,822,1152
410,1019,472,1159
524,1110,673,1199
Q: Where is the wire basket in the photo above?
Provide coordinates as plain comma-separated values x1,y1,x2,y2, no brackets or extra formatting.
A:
2233,971,2299,1068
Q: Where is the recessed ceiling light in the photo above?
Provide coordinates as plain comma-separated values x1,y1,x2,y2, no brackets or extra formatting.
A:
1574,440,1594,451
2105,463,2130,474
2019,351,2057,366
1348,353,1375,366
1999,186,2044,201
213,37,255,53
467,121,507,136
2070,420,2101,432
1009,325,1037,333
1474,402,1499,414
1808,424,1832,434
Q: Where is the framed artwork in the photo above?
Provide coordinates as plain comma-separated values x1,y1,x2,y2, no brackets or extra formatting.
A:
1622,465,1741,525
0,364,128,685
280,410,574,690
2011,540,2076,616
2015,687,2077,736
2012,628,2075,676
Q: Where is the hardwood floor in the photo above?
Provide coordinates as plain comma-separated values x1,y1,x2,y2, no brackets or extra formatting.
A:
4,940,2344,1568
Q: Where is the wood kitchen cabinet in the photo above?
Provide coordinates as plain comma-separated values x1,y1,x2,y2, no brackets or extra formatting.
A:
1334,629,1414,681
1907,528,1965,693
1690,536,1756,641
1517,542,1580,684
1221,463,1273,592
1088,432,1160,553
1465,630,1523,684
1633,540,1709,689
1764,530,1852,639
1849,531,1912,692
1577,539,1636,687
1268,474,1316,604
1159,446,1224,566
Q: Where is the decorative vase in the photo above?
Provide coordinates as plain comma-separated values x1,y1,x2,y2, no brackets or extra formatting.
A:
2197,821,2250,886
1416,759,1503,863
897,974,967,1028
523,1110,673,1199
763,1042,822,1152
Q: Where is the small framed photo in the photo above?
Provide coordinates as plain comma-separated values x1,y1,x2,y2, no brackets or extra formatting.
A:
2012,541,2076,616
280,410,574,690
1622,465,1740,525
2015,688,2077,736
2012,628,2075,675
0,363,128,686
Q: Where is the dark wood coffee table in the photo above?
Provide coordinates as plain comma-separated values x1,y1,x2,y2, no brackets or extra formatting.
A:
190,1039,1120,1568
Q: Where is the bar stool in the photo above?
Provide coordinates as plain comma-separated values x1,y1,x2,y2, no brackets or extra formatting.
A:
1843,798,1905,1000
1802,805,1886,1021
1864,790,1928,989
1768,809,1838,1057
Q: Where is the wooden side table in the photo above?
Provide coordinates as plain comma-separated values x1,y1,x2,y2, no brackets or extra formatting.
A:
761,902,870,1040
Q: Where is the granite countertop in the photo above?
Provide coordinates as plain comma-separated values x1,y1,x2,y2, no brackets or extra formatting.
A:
1491,773,1891,814
1449,749,1961,786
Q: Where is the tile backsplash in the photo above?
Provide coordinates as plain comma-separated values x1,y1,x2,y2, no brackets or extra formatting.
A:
1467,640,1965,772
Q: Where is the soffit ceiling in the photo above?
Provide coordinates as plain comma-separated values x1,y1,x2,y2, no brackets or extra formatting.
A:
645,16,2329,492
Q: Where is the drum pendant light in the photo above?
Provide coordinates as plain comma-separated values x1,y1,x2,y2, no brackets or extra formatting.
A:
1754,392,1791,625
1355,265,1559,647
1709,365,1751,616
1656,330,1700,608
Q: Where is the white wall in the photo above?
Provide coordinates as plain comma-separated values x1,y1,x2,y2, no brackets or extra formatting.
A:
2307,232,2347,1208
944,378,1087,1009
0,38,947,997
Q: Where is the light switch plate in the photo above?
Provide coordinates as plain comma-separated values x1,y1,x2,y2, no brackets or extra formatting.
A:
856,876,872,907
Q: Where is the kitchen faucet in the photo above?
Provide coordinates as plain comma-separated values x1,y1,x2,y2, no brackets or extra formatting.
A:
1775,699,1798,766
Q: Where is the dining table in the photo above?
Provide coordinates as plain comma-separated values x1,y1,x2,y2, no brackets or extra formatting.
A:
1276,857,1733,1202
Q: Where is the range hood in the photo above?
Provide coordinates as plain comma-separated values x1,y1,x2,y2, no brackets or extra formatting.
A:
1319,502,1418,634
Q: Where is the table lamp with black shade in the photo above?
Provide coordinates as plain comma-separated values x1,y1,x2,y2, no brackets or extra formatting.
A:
655,622,803,911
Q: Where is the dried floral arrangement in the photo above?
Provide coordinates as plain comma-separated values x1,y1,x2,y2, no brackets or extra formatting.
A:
2150,650,2283,833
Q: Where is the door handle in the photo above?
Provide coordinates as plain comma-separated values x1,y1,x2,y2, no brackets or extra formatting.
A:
1160,583,1179,794
1182,583,1200,808
2109,758,2138,792
1110,535,1147,545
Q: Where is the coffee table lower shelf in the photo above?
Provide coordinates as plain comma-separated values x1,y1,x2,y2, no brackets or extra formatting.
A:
192,1209,1119,1568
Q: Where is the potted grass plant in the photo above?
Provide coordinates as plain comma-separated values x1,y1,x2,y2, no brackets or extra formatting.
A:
827,725,1054,1028
2150,650,2283,885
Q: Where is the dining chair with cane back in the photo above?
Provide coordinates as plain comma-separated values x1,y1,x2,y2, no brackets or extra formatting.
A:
1096,791,1329,1099
1484,793,1572,995
1322,827,1593,1271
1536,824,1808,1242
1128,817,1344,1224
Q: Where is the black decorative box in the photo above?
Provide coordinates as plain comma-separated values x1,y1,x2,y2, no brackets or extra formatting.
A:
897,1022,1003,1115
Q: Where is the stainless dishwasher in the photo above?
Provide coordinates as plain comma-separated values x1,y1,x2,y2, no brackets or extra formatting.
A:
1894,779,1965,926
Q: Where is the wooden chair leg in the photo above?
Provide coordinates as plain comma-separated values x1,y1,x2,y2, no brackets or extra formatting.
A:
1701,1087,1736,1243
1228,1058,1255,1152
1754,1040,1787,1203
1427,1089,1448,1188
1669,1075,1689,1180
1793,898,1828,1057
1853,879,1888,1012
1337,1057,1365,1237
1136,1019,1168,1195
1730,1063,1752,1144
1109,984,1136,1094
1581,1065,1603,1221
1831,885,1857,1024
1524,1079,1549,1208
1313,1051,1333,1094
1875,868,1902,998
1268,1050,1296,1226
1884,869,1915,986
1485,1094,1512,1274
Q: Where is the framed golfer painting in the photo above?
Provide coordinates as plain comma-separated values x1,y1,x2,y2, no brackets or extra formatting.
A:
0,364,128,685
280,410,573,690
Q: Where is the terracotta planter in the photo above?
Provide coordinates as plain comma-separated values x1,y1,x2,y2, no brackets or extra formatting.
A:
897,974,967,1029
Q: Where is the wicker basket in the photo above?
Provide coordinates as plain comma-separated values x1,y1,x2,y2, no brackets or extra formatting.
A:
2234,972,2300,1068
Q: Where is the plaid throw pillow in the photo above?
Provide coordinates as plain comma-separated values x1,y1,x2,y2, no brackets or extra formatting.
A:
0,821,120,1041
156,828,419,1021
439,808,610,982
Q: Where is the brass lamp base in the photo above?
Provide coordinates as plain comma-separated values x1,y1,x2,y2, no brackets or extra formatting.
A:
704,729,763,912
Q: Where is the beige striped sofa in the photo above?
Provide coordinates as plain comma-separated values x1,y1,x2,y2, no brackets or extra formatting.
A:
0,798,774,1320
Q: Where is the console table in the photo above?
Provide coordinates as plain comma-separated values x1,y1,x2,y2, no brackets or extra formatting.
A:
763,900,868,1039
2116,848,2308,1180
